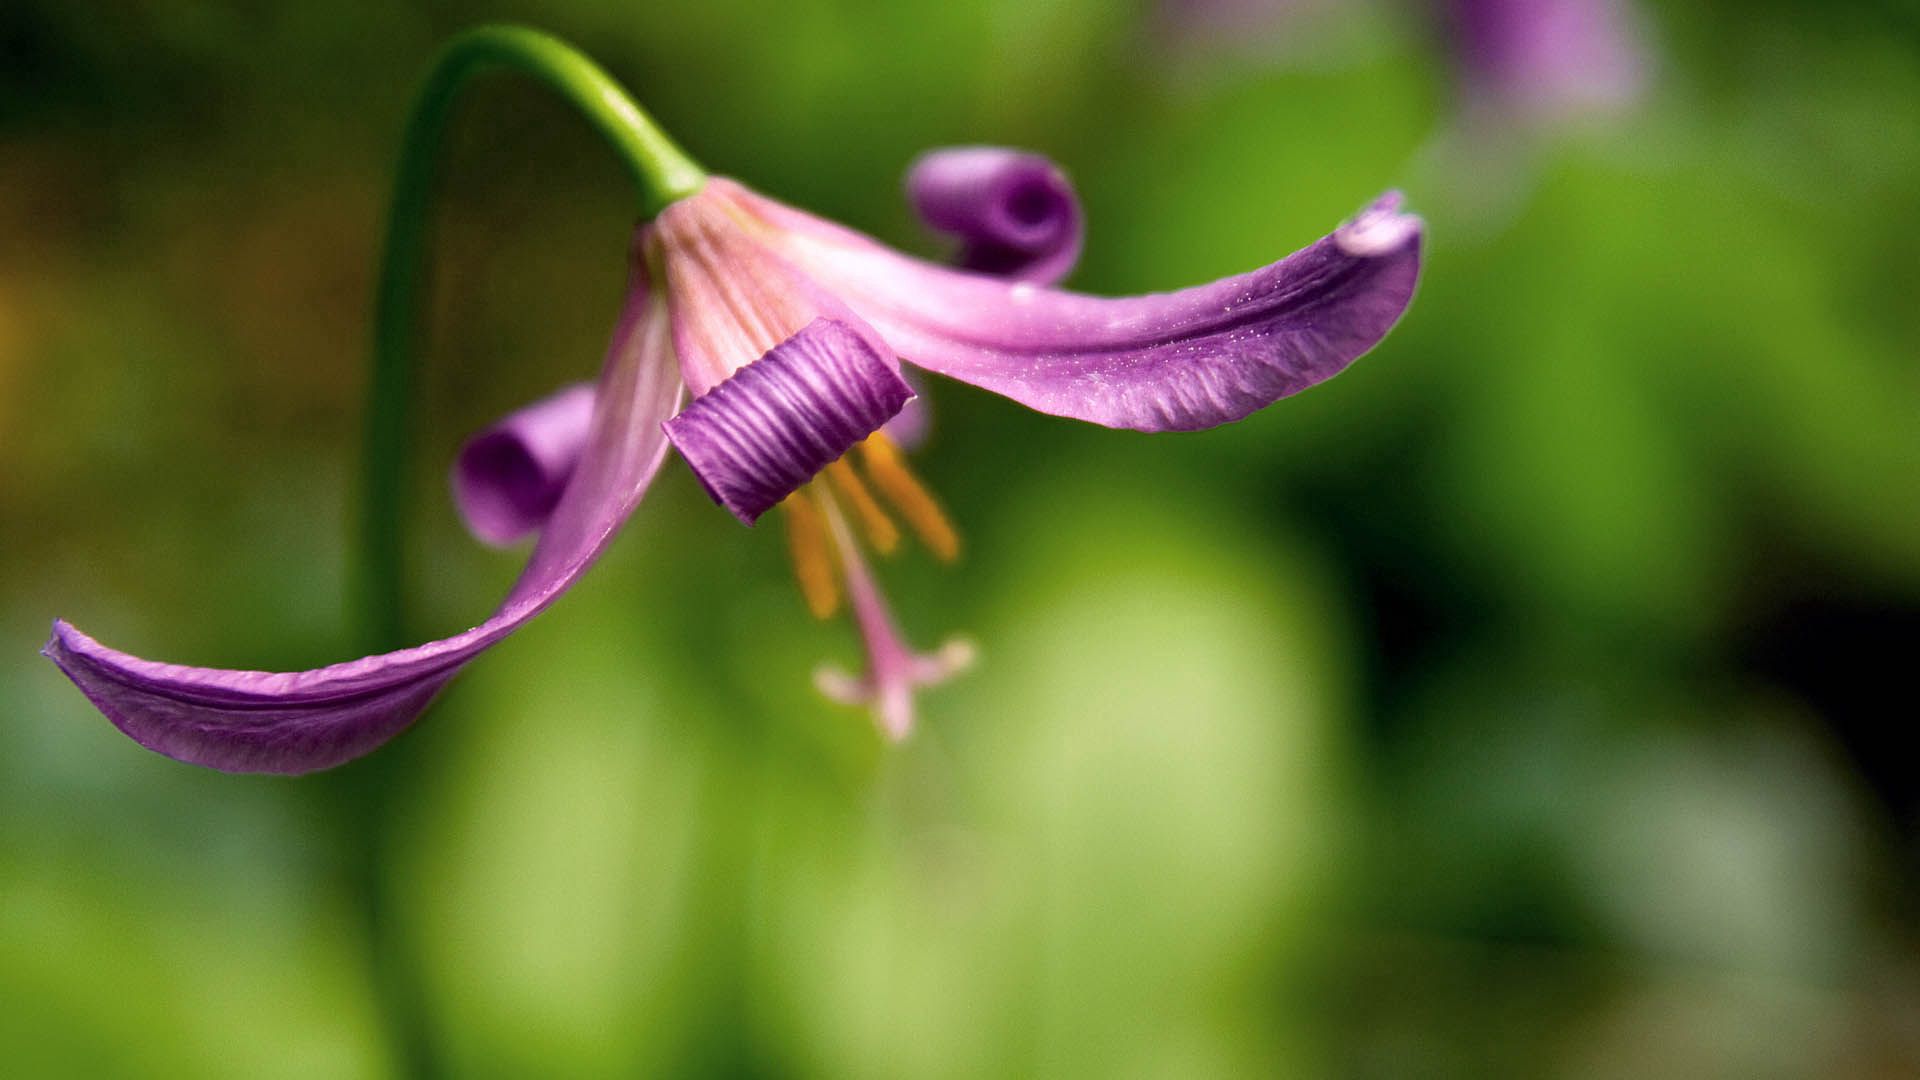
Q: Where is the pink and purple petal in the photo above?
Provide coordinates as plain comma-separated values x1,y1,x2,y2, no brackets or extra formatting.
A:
452,382,597,546
724,179,1422,433
664,318,913,526
464,152,1080,481
43,265,683,774
906,147,1084,286
649,186,900,396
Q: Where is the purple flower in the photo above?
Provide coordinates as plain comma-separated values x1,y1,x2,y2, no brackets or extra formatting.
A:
1445,0,1648,124
1156,0,1647,126
45,149,1421,773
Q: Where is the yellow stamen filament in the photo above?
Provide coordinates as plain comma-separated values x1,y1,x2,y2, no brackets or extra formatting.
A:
858,436,960,562
825,460,900,555
781,492,840,619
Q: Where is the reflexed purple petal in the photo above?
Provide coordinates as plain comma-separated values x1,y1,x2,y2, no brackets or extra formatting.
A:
43,264,683,774
720,179,1422,433
1446,0,1647,121
906,147,1084,285
664,318,912,526
453,382,596,546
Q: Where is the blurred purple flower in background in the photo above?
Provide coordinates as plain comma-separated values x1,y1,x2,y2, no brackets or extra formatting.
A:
1158,0,1649,125
1443,0,1648,125
46,149,1420,772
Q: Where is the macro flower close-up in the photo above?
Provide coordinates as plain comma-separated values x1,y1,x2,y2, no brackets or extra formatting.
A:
40,30,1421,773
5,4,1916,1076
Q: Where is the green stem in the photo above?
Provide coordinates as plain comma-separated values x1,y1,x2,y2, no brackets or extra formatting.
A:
356,23,703,649
340,25,704,1076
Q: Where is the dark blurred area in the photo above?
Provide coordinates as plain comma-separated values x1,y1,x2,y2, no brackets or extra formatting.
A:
3,1,1918,1076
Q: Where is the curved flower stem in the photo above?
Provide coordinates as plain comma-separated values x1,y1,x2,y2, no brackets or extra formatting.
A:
357,23,703,646
337,25,704,1076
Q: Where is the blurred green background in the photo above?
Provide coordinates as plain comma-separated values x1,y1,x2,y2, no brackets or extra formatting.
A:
3,1,1918,1076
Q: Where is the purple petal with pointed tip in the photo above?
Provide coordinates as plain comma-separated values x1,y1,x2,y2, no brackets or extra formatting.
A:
720,179,1422,433
43,262,682,774
452,382,596,546
664,318,912,526
906,147,1084,286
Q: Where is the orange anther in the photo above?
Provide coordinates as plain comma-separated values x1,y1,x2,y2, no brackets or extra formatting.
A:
825,459,900,555
858,436,960,562
780,491,840,619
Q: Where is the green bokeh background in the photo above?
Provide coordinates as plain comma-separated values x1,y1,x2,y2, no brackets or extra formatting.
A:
3,1,1918,1075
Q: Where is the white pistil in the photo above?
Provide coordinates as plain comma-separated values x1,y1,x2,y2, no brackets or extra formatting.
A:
812,498,973,739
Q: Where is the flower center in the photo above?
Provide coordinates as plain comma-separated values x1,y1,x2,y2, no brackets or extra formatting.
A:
778,433,958,618
776,433,970,739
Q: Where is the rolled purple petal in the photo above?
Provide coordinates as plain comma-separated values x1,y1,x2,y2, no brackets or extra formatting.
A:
665,318,913,526
43,258,683,774
452,382,596,546
1446,0,1648,121
723,179,1422,433
906,147,1084,286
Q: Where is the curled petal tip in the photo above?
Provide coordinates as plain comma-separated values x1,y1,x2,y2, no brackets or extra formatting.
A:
665,318,913,526
1336,192,1423,257
43,617,83,667
907,146,1085,285
452,382,598,546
